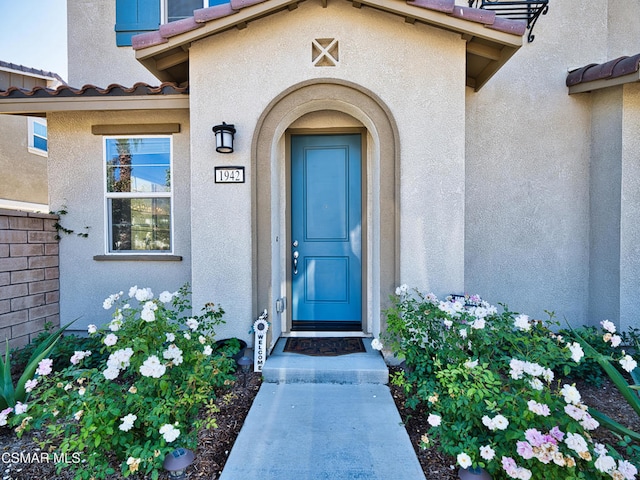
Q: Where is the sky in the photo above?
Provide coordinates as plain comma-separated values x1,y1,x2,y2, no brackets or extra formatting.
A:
0,0,68,81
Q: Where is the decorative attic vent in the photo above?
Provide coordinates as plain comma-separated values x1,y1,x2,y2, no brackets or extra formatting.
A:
468,0,549,43
312,38,339,67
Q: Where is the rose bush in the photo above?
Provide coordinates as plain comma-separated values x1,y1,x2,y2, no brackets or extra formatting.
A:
7,284,238,479
385,286,638,479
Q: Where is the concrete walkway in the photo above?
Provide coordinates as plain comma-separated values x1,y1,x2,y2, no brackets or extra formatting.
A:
219,340,426,480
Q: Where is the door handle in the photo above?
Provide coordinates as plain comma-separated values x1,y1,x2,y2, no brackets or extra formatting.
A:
293,250,299,275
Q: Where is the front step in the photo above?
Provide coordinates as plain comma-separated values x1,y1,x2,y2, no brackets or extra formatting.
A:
262,338,389,384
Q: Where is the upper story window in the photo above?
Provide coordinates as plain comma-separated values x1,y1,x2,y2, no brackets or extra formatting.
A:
116,0,230,46
166,0,208,22
104,136,173,253
28,117,48,157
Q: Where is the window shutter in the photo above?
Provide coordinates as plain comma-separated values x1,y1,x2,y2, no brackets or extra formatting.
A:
115,0,161,47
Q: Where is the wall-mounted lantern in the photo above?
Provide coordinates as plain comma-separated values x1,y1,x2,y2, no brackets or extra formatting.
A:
212,122,236,153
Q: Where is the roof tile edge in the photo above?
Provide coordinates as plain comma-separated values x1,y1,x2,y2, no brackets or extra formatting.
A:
566,54,640,87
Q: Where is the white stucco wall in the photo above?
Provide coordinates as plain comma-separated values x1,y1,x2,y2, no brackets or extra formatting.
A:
464,1,610,323
187,0,466,339
47,110,191,333
67,0,159,87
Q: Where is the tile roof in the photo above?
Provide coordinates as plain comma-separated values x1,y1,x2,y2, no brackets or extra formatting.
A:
0,60,66,85
566,53,640,89
0,82,189,99
132,0,526,50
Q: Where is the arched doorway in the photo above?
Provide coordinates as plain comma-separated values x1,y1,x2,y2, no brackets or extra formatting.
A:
252,79,399,349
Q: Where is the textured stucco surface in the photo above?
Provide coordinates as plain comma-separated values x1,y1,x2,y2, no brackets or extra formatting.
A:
464,1,604,323
50,0,640,338
589,88,621,328
67,0,158,87
188,0,466,340
620,83,640,334
606,0,640,58
47,110,191,333
0,115,48,205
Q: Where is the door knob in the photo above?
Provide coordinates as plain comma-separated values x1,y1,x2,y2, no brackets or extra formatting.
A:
293,251,299,275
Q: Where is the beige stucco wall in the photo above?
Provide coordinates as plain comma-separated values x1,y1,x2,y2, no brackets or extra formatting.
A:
47,109,191,333
620,83,640,334
67,0,158,87
187,0,466,339
53,0,640,338
0,115,48,207
607,0,640,57
589,87,621,328
464,1,615,323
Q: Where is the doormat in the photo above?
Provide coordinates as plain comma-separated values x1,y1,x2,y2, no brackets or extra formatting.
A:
283,337,366,356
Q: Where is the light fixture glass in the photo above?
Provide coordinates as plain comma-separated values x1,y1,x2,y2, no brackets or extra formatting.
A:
163,447,195,480
237,354,253,387
212,122,236,154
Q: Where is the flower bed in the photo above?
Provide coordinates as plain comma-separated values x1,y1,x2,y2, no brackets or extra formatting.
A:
385,286,639,479
2,284,239,479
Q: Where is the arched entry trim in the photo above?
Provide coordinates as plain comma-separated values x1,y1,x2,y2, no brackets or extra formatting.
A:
251,78,399,345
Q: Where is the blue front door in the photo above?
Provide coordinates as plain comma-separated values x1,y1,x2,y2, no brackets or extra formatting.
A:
291,134,362,330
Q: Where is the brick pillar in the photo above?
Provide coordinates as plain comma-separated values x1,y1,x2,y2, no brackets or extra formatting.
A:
0,209,60,350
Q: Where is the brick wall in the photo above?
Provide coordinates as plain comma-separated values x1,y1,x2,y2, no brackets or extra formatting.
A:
0,209,60,350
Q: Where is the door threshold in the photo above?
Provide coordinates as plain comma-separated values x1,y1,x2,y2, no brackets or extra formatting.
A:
283,331,370,338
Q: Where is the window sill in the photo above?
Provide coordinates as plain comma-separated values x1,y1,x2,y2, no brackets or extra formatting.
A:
93,255,183,262
28,147,48,157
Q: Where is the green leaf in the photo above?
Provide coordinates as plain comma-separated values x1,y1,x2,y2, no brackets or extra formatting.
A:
15,319,78,402
0,339,16,409
589,408,640,442
573,328,640,417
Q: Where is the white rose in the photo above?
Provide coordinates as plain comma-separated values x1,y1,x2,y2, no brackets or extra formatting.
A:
620,355,637,373
456,453,472,469
600,320,616,334
427,414,441,427
159,291,173,303
103,333,118,347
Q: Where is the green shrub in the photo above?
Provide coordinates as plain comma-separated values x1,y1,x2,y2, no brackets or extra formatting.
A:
1,321,75,412
8,284,237,479
11,326,107,375
385,286,638,479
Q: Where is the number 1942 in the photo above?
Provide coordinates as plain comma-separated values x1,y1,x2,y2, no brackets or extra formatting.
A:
215,167,245,183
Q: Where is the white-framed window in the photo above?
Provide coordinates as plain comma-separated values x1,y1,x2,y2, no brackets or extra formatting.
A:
164,0,208,23
116,0,230,46
28,117,48,157
104,136,173,253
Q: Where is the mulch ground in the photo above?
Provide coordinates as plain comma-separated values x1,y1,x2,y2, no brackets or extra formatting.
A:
1,368,638,479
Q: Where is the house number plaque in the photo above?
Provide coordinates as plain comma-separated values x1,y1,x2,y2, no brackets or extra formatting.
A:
215,166,245,183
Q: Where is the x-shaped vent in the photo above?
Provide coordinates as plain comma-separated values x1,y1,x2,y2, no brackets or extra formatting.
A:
312,38,339,67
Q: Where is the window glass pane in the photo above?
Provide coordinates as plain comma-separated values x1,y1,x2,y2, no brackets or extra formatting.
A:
33,136,48,152
167,0,203,22
33,121,47,138
105,138,171,193
109,198,171,252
